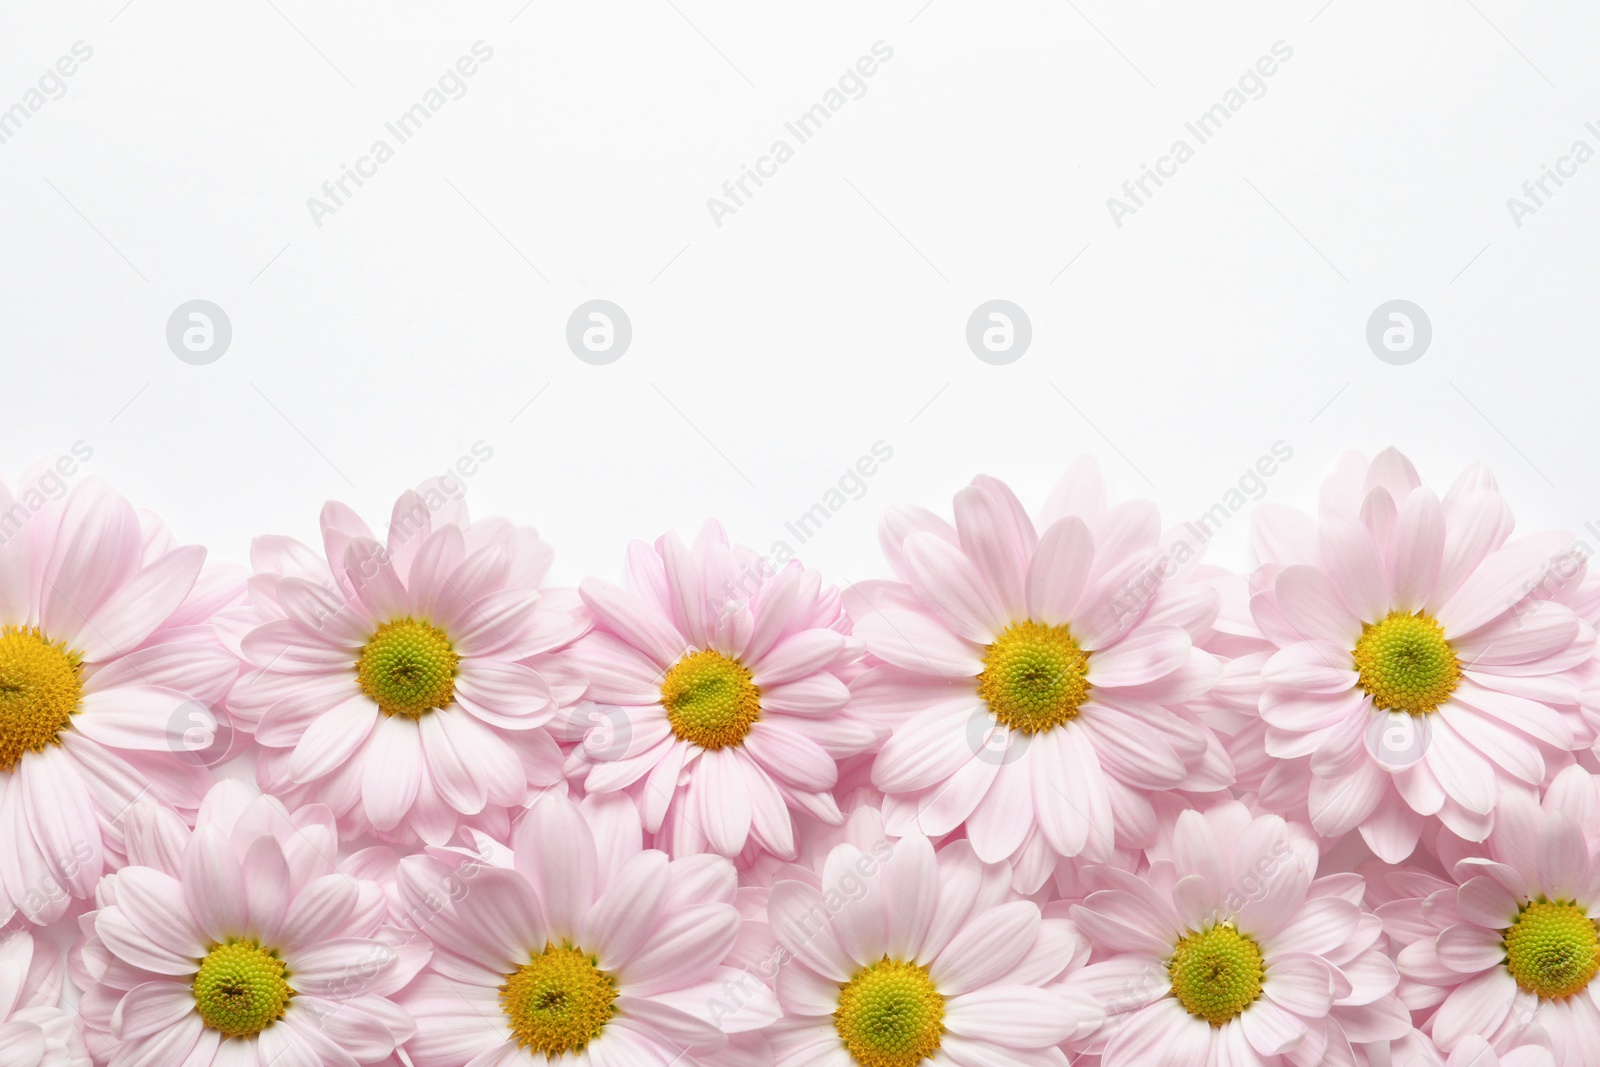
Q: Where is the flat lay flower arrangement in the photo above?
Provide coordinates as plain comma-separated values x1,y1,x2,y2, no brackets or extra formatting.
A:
2,447,1597,1067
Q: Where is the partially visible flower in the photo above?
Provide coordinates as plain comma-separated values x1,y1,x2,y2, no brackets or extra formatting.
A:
397,791,778,1066
1394,1032,1556,1067
765,820,1102,1067
849,463,1232,890
1249,448,1592,861
74,780,416,1067
1069,802,1409,1066
1382,766,1600,1066
0,929,88,1066
0,476,240,926
560,522,873,860
222,479,587,843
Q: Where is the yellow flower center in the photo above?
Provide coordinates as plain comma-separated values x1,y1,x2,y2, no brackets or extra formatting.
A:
356,618,458,719
0,626,82,772
834,958,945,1067
1503,900,1600,999
1352,611,1459,715
192,939,293,1038
500,944,618,1056
1168,923,1266,1025
977,620,1090,734
659,649,761,749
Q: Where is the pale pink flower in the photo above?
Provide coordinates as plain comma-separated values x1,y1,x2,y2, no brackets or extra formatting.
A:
397,792,778,1066
1250,448,1592,861
1391,1031,1557,1067
560,522,873,859
1382,767,1600,1066
849,463,1232,890
764,816,1103,1067
222,480,587,843
1069,802,1409,1066
74,781,416,1067
0,929,88,1066
0,477,240,926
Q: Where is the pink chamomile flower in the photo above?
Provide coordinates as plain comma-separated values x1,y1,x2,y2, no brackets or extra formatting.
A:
396,791,779,1067
764,821,1103,1067
848,463,1233,891
560,522,874,860
1382,766,1600,1066
1248,448,1594,862
73,780,417,1067
222,480,588,844
0,476,241,926
1069,802,1410,1067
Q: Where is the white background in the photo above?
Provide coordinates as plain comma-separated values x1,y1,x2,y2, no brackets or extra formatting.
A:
3,0,1598,588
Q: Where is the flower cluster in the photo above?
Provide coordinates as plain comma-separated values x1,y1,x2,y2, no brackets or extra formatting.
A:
0,448,1595,1067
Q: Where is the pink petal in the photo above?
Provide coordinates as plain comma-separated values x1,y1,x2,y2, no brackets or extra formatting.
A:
19,746,102,896
1319,514,1387,624
1274,565,1362,646
1436,923,1506,973
1240,998,1307,1056
852,608,983,677
1088,625,1190,688
1261,642,1359,694
80,545,204,661
113,868,205,959
515,795,597,939
768,881,854,983
1387,489,1444,612
944,986,1083,1047
73,685,194,751
953,476,1037,622
751,630,847,687
694,748,752,856
929,900,1040,995
1102,1000,1206,1067
181,825,247,943
360,716,422,832
581,577,687,669
901,533,1008,644
1436,549,1545,637
622,903,739,997
1424,716,1496,815
1263,953,1336,1018
1429,968,1517,1051
583,851,669,970
873,702,985,794
1025,518,1094,627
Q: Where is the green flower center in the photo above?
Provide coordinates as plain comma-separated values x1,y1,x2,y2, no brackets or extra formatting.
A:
192,939,293,1038
834,958,945,1067
500,943,617,1056
1503,900,1600,999
660,649,761,749
977,620,1090,734
356,618,459,719
1352,611,1459,714
0,626,82,772
1168,923,1266,1025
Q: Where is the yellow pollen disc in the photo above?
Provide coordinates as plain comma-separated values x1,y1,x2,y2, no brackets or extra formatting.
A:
1352,611,1460,715
1503,900,1600,999
834,958,945,1067
1168,923,1266,1025
659,649,761,750
0,626,83,772
977,620,1090,734
192,939,293,1038
356,618,459,719
500,944,617,1056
